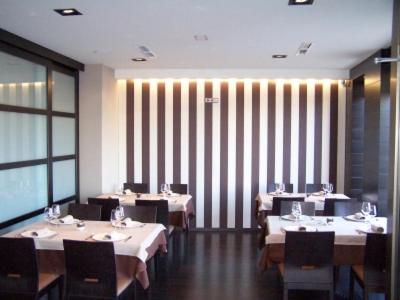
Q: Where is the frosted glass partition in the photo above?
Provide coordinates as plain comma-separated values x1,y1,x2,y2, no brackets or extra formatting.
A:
0,51,46,109
53,159,75,201
52,71,75,113
0,165,48,223
52,117,75,156
0,112,47,164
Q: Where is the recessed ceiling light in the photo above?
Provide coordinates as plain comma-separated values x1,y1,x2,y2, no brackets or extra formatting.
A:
272,54,287,59
131,58,147,62
54,8,82,16
194,34,208,41
288,0,314,5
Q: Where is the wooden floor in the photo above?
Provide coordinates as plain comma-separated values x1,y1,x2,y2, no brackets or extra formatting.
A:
143,231,384,300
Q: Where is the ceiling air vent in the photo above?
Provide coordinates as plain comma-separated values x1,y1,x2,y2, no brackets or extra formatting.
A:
138,46,157,60
296,42,312,56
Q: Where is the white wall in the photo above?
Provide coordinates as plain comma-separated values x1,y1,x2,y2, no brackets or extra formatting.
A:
79,64,119,202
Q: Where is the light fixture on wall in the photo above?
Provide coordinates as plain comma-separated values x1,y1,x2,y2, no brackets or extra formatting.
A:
272,54,287,59
131,58,147,62
288,0,314,5
374,57,400,64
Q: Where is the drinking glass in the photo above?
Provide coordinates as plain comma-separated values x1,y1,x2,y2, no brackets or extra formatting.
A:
275,183,281,194
322,183,328,194
44,207,53,222
370,205,377,219
116,206,124,221
166,183,171,193
327,183,333,194
280,183,286,193
291,201,302,222
110,209,118,226
161,183,168,194
52,204,61,219
361,202,371,217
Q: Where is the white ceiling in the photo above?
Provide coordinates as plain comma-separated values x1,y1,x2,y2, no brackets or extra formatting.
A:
0,0,393,73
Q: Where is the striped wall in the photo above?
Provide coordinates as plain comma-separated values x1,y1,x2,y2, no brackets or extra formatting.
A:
120,79,346,229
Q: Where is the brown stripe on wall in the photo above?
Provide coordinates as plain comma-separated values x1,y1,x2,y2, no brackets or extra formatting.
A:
235,81,244,229
329,82,339,188
314,83,323,183
188,81,197,216
142,82,150,185
267,82,276,184
126,80,135,181
298,83,307,192
157,82,166,189
173,82,181,183
204,81,213,228
219,81,229,229
251,81,260,228
283,83,291,183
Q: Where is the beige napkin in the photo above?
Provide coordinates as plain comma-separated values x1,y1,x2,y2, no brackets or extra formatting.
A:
59,215,74,224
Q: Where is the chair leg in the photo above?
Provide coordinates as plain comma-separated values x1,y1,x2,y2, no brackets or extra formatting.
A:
349,270,354,300
154,251,159,280
283,284,289,300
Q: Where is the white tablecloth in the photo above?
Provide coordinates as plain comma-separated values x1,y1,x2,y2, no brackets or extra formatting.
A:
265,216,387,246
98,193,192,213
256,192,350,212
4,221,166,263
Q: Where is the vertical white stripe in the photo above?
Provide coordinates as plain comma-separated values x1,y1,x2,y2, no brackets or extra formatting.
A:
212,79,221,228
21,84,29,161
243,79,252,228
117,80,127,186
180,79,189,184
321,80,331,183
149,80,158,193
165,79,174,184
275,80,284,183
306,80,315,183
227,79,236,228
133,80,142,182
290,80,300,192
337,82,346,193
196,80,205,228
259,80,268,194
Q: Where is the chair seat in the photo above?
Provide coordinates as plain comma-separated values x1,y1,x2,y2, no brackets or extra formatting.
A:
352,265,364,282
38,272,60,291
117,274,134,296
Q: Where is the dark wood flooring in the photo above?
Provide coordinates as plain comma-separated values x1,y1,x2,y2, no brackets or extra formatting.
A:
143,231,384,300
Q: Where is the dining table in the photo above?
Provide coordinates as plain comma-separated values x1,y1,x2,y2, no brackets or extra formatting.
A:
97,192,195,229
2,220,167,289
259,215,387,270
255,192,350,226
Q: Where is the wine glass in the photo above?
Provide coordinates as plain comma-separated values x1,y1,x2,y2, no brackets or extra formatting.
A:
361,202,371,218
161,183,168,194
280,183,286,193
166,183,171,194
370,204,377,219
52,204,61,219
44,207,53,222
327,183,333,194
322,183,328,194
110,209,118,226
291,201,302,222
275,183,280,194
116,206,125,221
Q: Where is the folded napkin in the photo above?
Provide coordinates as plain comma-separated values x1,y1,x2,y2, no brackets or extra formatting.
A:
371,224,384,233
124,189,133,195
59,215,74,224
354,212,367,220
30,227,53,238
121,218,143,227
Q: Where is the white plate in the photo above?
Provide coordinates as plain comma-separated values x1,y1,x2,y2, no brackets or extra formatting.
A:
20,228,57,239
280,214,309,221
268,192,289,196
92,232,128,242
284,225,317,232
312,192,324,196
344,215,370,222
112,221,144,228
49,218,80,225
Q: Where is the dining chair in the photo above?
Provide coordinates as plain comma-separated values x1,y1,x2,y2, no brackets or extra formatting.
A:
271,197,305,216
67,203,102,221
323,198,360,216
63,239,134,300
123,182,149,193
279,231,335,300
169,183,188,194
87,198,120,221
135,199,173,239
267,183,294,193
280,201,315,216
122,205,157,223
305,183,323,194
0,237,62,300
350,233,387,300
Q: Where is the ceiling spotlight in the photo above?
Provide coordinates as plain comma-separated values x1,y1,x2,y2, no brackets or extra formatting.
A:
288,0,314,5
194,34,208,41
54,8,82,16
272,54,287,59
131,58,147,62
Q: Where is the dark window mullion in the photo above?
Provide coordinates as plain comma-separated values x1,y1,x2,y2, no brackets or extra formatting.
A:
52,154,76,162
0,104,48,115
0,159,47,171
52,111,76,118
47,68,53,207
